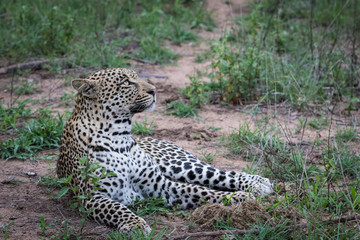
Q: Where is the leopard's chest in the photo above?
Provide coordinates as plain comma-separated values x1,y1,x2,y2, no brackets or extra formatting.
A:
93,147,158,205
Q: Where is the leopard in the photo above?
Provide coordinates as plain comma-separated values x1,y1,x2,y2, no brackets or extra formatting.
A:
56,68,273,234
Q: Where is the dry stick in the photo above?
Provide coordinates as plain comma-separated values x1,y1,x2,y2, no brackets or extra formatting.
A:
138,73,169,79
8,72,22,108
297,117,311,200
349,0,359,113
325,109,334,205
336,122,360,127
168,214,360,240
309,0,315,61
9,72,15,108
0,59,65,74
56,207,66,220
125,56,156,65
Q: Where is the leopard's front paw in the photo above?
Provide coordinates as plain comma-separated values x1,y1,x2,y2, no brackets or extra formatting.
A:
119,217,152,236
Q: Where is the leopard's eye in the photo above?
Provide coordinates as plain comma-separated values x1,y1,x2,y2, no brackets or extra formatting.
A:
123,80,130,86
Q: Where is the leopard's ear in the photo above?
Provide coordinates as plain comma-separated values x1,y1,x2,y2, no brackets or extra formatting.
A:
72,79,99,98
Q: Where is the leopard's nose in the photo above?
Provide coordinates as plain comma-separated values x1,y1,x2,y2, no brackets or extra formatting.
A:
147,88,156,96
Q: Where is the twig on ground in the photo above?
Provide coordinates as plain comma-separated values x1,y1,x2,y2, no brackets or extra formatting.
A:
336,122,360,127
125,56,156,65
56,207,66,220
0,59,65,74
138,73,169,79
167,214,360,240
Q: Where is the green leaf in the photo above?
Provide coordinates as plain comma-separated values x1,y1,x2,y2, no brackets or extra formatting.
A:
57,186,70,199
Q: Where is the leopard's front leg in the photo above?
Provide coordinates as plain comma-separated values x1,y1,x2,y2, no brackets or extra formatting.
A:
84,194,151,234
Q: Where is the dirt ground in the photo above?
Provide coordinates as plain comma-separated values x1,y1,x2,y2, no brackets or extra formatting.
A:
1,0,359,239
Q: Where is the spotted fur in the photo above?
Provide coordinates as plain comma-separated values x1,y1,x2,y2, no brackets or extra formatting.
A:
57,68,273,234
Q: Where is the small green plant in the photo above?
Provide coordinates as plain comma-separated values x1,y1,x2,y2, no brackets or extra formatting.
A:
1,176,22,185
308,117,329,130
234,220,290,240
37,216,76,239
208,36,264,104
0,100,32,131
214,216,235,231
38,214,55,236
199,150,215,164
38,176,62,190
15,80,41,95
295,117,307,134
0,111,18,131
132,118,157,136
221,123,322,182
181,75,210,107
0,112,66,160
165,100,198,118
0,220,14,240
335,127,358,142
57,156,116,235
208,126,221,131
222,124,276,156
0,100,32,118
222,192,235,206
194,50,210,63
129,197,169,216
63,75,79,87
60,91,76,107
326,146,360,178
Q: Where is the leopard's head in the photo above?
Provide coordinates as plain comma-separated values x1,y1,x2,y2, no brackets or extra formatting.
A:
72,68,156,117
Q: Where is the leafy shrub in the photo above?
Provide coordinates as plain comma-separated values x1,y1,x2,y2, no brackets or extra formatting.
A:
181,76,211,107
0,111,67,160
165,100,198,117
208,38,265,104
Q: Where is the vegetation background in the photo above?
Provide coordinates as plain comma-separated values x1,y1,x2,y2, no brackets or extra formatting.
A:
0,0,359,239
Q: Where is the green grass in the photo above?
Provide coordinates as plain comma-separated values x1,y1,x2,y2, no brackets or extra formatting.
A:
0,221,14,240
208,126,221,131
165,100,198,118
216,117,360,239
129,197,169,217
182,0,359,110
327,146,360,178
335,127,358,142
14,80,41,95
1,0,215,68
308,117,329,130
132,118,157,136
220,124,321,183
59,91,76,107
37,215,79,240
222,221,290,240
181,75,213,107
0,99,32,131
38,176,62,190
0,106,68,160
198,150,215,164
